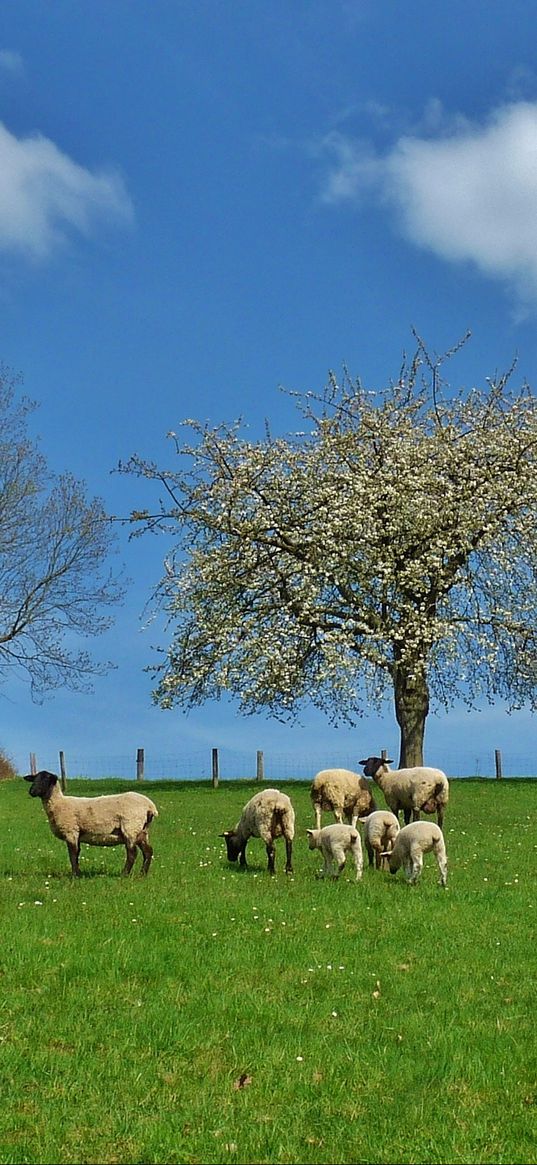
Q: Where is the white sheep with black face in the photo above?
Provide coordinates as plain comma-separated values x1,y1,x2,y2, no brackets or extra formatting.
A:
383,821,448,887
24,771,158,876
360,756,449,830
220,788,295,875
306,823,363,881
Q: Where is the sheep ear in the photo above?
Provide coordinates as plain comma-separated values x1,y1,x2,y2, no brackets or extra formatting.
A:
219,831,231,838
306,829,314,836
359,759,368,765
23,774,34,782
379,850,391,857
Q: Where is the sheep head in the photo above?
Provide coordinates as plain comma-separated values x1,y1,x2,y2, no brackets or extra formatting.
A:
360,757,393,777
23,771,58,800
219,830,241,862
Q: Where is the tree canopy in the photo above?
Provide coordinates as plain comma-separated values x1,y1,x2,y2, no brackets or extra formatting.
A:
0,367,124,698
123,337,537,765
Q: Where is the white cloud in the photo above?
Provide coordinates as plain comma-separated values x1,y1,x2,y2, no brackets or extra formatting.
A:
320,101,537,305
0,50,24,76
0,120,134,260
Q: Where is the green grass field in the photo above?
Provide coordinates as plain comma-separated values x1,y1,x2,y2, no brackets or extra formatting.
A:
0,776,535,1165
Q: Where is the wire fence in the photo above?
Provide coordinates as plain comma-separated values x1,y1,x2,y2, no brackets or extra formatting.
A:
25,745,536,782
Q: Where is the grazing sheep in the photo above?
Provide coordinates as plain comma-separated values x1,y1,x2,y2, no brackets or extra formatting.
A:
23,771,158,876
307,823,363,881
360,756,449,830
310,768,377,830
360,809,400,870
220,788,295,874
383,821,448,887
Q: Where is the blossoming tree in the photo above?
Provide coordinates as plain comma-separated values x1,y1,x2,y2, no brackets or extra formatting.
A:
124,338,537,766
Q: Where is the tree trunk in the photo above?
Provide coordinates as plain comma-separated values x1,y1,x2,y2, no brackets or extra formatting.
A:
393,663,430,768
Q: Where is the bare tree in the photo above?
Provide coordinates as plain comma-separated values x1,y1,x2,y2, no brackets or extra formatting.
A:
122,337,537,766
0,367,124,697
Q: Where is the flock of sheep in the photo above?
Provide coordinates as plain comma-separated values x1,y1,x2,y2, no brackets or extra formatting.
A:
23,756,449,887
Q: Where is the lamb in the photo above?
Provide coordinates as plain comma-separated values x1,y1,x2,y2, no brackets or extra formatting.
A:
220,788,295,874
382,820,448,887
360,809,400,870
24,770,158,876
310,768,377,830
360,756,449,830
306,823,363,881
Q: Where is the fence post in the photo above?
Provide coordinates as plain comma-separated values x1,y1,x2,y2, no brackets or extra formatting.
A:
136,748,145,782
256,750,264,782
381,749,388,762
495,749,503,780
212,748,219,789
59,750,67,792
30,752,37,776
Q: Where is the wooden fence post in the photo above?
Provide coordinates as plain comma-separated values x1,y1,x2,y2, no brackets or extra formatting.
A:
212,748,219,789
495,749,503,780
381,749,388,762
59,750,67,792
30,752,37,776
256,750,264,782
136,748,145,781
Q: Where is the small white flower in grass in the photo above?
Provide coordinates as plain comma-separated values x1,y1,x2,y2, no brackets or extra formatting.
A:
331,1010,338,1017
296,1055,304,1062
34,901,43,906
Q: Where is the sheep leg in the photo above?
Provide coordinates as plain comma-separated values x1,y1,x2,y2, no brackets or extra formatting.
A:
366,840,375,868
284,838,293,874
66,840,81,877
265,841,276,875
239,843,248,868
437,805,445,831
412,808,421,822
408,851,423,885
437,852,448,887
122,844,138,876
314,804,322,830
136,831,153,874
403,807,412,826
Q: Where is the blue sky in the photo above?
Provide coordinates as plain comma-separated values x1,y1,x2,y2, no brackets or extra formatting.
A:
1,1,536,779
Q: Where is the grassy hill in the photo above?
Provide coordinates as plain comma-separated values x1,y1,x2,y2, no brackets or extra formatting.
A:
0,776,535,1164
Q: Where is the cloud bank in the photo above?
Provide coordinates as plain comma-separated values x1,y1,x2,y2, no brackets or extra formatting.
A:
320,101,537,304
0,121,134,260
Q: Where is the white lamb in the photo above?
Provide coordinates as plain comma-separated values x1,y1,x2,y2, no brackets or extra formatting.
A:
360,809,400,870
220,788,295,874
383,821,448,887
24,770,159,876
310,768,377,830
306,823,363,881
360,756,449,830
